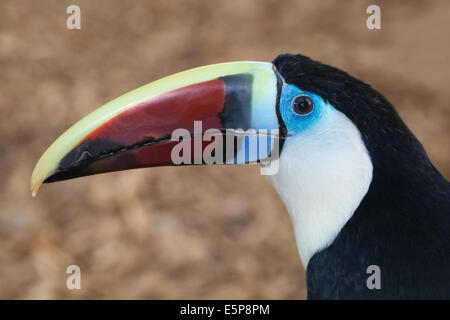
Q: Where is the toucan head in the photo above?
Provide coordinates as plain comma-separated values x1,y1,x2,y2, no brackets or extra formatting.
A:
32,54,418,266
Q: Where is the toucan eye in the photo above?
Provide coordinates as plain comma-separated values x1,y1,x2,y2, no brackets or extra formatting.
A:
292,95,314,115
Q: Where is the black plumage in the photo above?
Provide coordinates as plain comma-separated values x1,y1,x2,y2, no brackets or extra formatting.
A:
274,54,450,299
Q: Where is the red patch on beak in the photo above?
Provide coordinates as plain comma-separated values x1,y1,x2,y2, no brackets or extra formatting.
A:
44,74,255,183
83,78,226,146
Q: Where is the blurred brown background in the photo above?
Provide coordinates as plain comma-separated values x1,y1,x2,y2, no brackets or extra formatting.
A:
0,0,448,299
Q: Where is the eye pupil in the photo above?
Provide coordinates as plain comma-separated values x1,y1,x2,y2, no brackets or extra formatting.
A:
293,96,314,115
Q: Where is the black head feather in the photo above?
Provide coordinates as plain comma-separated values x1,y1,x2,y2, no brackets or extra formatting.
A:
273,54,443,184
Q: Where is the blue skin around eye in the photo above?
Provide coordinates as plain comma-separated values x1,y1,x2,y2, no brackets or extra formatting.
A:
279,83,330,135
234,84,331,163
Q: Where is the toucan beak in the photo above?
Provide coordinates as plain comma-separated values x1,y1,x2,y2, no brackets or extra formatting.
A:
31,62,281,196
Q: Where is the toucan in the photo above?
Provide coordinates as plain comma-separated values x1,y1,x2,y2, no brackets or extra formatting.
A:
31,54,449,299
